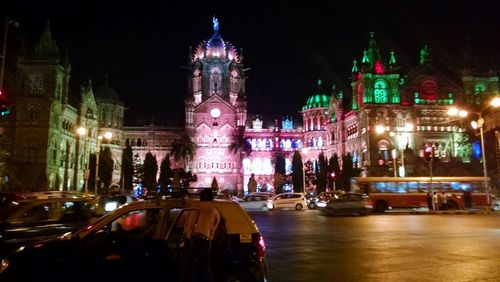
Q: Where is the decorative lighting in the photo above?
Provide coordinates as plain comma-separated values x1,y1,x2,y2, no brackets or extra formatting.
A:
491,97,500,107
375,125,385,134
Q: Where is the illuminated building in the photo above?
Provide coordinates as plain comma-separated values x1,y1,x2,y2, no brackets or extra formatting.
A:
1,20,499,193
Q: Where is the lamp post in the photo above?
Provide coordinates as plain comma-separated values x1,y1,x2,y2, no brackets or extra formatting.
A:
449,98,500,211
375,123,413,177
472,116,490,209
391,149,397,178
0,17,19,94
95,131,112,195
77,127,89,193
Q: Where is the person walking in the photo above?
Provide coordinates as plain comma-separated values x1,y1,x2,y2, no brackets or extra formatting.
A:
184,189,221,282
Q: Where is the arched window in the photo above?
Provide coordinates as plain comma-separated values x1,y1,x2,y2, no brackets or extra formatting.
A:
374,79,388,103
396,112,404,127
318,136,323,147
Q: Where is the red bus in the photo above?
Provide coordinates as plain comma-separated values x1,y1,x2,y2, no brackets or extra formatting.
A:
351,177,489,213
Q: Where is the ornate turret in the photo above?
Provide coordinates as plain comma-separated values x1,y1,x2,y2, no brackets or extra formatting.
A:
188,17,245,106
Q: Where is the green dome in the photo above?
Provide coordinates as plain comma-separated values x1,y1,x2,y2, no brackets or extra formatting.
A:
303,93,330,110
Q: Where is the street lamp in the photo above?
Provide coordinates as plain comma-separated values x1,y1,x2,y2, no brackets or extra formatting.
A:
0,17,19,94
301,148,309,194
375,123,413,177
391,149,397,177
449,98,500,210
77,127,90,193
95,131,112,195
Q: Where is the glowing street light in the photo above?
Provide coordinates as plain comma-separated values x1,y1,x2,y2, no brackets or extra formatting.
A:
76,127,90,193
449,97,500,210
375,124,386,135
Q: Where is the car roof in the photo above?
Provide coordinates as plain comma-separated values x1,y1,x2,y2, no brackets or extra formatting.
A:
79,198,259,237
1,196,96,221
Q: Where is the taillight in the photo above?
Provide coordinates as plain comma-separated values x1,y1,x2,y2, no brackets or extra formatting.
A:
365,200,374,208
257,235,266,261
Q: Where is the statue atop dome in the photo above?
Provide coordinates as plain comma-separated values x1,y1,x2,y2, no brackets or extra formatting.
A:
213,16,219,32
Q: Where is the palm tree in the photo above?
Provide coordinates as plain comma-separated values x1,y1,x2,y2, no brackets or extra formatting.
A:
229,126,251,156
171,132,197,171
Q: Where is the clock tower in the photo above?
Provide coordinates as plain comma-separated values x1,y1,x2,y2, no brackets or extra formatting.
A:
185,17,247,192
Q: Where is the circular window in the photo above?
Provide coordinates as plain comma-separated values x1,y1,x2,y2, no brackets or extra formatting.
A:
210,108,221,118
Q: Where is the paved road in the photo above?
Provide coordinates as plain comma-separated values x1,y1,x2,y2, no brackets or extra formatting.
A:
249,210,500,282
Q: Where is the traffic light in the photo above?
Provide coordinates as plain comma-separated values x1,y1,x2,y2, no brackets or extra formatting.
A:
424,146,434,162
0,90,12,116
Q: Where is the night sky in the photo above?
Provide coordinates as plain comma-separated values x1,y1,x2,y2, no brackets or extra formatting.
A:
5,1,500,125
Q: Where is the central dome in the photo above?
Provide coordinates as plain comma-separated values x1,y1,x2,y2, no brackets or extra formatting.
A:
303,80,330,110
192,18,239,62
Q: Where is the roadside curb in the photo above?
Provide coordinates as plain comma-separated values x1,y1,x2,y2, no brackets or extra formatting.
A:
383,210,495,215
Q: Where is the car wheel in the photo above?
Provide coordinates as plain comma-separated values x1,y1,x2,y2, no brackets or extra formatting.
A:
374,201,387,213
295,203,303,210
446,201,457,210
308,202,316,209
493,204,500,211
261,205,269,211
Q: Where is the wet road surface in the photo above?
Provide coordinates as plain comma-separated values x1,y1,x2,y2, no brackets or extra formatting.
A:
249,210,500,282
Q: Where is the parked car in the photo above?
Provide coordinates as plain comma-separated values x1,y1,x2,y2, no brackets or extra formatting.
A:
319,193,373,216
0,195,97,259
267,192,307,211
492,194,500,211
0,197,268,282
308,191,344,209
238,193,271,211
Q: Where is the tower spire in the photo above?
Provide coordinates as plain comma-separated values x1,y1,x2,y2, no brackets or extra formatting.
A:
35,20,60,60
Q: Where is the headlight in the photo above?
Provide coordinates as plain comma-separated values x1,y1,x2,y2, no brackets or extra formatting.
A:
317,202,327,208
0,258,9,273
104,201,118,212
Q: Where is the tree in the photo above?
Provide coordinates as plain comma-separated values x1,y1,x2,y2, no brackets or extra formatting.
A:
132,153,144,187
316,152,327,194
121,140,134,191
171,132,197,171
339,153,361,192
329,154,340,190
158,153,172,193
88,153,97,192
274,153,286,193
142,152,158,191
291,151,304,193
211,177,219,191
229,126,252,156
98,146,114,194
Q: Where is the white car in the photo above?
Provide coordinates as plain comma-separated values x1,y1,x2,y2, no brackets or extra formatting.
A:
238,193,271,211
267,192,307,211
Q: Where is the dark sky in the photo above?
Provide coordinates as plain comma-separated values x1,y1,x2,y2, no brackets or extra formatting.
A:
5,1,500,124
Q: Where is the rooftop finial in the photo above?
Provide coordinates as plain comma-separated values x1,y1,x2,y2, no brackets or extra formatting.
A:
213,16,219,32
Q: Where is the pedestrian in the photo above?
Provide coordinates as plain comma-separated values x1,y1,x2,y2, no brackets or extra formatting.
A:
464,190,472,209
184,188,221,282
440,192,448,210
426,192,432,210
433,192,439,211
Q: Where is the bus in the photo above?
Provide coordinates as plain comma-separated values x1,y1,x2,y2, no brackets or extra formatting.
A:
351,177,489,212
